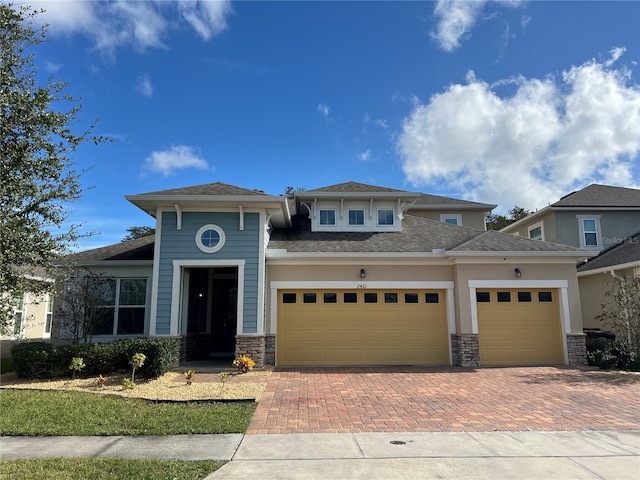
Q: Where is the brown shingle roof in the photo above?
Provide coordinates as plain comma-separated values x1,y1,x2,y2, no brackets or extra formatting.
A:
578,232,640,272
133,182,270,197
412,193,496,209
66,236,155,262
303,182,412,194
450,230,578,252
553,184,640,208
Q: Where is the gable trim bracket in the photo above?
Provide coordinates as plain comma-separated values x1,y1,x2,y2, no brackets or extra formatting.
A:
238,204,244,231
174,203,182,230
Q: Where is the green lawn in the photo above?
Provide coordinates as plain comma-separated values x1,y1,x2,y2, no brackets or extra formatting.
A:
0,389,255,436
0,458,225,480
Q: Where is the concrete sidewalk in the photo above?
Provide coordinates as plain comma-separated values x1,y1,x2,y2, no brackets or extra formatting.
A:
2,431,639,479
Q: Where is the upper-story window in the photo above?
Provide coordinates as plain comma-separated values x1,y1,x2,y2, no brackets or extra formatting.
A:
319,209,336,226
440,214,462,226
377,209,395,226
577,215,601,249
196,224,226,253
528,221,544,241
348,209,365,226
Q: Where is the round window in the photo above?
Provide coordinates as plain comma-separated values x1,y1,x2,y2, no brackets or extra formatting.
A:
195,224,226,253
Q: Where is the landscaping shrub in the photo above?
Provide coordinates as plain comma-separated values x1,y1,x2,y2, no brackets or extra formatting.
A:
11,338,179,380
587,340,640,371
11,342,53,378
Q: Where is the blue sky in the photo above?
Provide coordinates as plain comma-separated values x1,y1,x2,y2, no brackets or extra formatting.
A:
22,0,640,249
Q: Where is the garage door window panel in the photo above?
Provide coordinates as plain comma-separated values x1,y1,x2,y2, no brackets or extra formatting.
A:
497,292,511,302
282,293,297,303
517,292,532,302
303,293,317,304
476,291,491,302
364,293,378,303
384,293,398,303
323,293,337,303
425,293,439,304
404,293,419,304
344,292,358,303
538,291,553,302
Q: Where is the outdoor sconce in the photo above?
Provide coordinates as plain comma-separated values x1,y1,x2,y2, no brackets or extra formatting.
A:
514,268,522,278
360,268,366,279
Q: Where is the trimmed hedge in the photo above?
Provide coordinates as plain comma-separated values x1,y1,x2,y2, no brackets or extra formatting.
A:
11,338,179,380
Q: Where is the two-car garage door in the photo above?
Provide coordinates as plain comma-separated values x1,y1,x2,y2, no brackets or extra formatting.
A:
277,289,449,366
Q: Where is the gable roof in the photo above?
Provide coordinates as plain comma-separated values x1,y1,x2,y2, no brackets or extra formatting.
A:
577,231,640,274
65,235,155,263
303,182,411,194
268,214,583,255
553,184,640,208
412,193,496,211
131,182,271,197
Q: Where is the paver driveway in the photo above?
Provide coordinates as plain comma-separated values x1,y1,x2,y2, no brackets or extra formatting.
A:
248,366,640,434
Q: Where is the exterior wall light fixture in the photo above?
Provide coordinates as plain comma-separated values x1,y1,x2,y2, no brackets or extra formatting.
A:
360,268,366,279
514,268,522,278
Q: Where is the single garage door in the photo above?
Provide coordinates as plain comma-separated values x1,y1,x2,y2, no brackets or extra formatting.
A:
277,289,449,366
477,288,564,365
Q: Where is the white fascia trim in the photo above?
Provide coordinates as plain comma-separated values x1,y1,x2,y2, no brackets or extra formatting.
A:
447,251,590,258
577,261,640,277
256,211,266,335
149,210,162,336
468,280,569,289
170,259,245,336
266,251,448,259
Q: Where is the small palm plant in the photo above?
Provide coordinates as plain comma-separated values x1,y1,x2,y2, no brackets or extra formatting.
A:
184,369,196,385
129,352,146,382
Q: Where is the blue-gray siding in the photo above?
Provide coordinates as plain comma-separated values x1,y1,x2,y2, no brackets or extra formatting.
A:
156,211,260,334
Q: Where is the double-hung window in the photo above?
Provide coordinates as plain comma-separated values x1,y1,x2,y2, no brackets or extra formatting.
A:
577,215,601,249
348,209,365,226
13,294,26,336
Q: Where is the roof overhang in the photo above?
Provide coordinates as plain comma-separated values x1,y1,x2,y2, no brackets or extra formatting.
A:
577,260,640,277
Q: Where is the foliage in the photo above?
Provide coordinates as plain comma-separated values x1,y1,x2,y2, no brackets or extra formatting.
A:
0,4,109,335
282,186,305,199
0,458,225,480
122,226,155,242
68,357,85,378
122,377,136,389
55,274,116,345
1,357,14,374
129,352,146,381
232,355,255,373
587,275,640,371
10,341,52,378
485,206,531,230
184,369,196,385
11,338,178,379
95,374,108,388
0,389,256,435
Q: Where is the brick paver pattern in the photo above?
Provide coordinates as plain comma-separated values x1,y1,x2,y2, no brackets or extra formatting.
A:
248,366,640,434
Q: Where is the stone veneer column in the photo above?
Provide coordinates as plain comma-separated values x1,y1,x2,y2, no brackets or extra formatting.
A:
264,334,276,365
566,333,587,366
235,335,266,368
451,333,479,367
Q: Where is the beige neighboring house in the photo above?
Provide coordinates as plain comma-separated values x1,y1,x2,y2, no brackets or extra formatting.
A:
56,181,591,368
1,274,55,358
577,231,640,330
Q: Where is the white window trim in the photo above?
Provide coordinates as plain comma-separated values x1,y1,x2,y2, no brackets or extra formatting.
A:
43,293,53,338
440,214,462,226
527,221,545,241
347,209,366,226
91,278,148,337
319,209,337,226
195,224,226,253
12,293,27,338
377,208,395,226
576,215,602,249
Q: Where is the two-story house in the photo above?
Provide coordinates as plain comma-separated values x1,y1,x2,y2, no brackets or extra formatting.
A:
56,181,589,368
501,184,640,330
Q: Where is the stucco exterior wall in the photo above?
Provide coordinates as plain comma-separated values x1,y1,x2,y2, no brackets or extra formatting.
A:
507,211,557,243
1,292,51,358
452,261,584,334
555,211,640,250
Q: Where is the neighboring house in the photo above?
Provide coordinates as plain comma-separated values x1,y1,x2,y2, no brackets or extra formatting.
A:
54,181,590,368
1,276,55,358
500,184,640,252
577,232,640,330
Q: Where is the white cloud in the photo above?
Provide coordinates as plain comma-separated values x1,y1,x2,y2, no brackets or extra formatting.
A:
44,60,63,73
375,119,389,129
136,74,154,98
317,103,331,119
431,0,524,52
398,49,640,211
359,150,372,161
143,145,210,176
27,1,232,59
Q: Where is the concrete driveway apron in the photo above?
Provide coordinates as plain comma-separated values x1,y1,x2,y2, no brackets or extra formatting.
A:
247,366,640,434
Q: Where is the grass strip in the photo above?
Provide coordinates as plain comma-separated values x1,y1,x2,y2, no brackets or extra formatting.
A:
0,458,224,480
0,389,255,436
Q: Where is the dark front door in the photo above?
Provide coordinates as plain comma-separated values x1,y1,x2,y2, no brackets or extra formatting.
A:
209,274,238,357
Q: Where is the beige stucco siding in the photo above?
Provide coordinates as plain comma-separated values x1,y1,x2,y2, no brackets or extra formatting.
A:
452,261,583,334
506,211,557,243
1,292,51,358
266,262,454,334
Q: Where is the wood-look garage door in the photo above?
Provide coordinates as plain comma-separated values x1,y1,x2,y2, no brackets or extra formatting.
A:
477,288,564,366
277,289,449,366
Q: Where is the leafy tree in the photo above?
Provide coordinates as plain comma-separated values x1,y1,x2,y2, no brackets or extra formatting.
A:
485,206,531,230
0,4,108,334
122,226,155,242
282,186,305,199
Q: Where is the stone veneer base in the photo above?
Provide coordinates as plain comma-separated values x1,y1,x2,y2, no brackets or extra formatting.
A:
235,335,266,368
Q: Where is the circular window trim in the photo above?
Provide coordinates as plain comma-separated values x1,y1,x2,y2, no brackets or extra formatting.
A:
195,224,226,254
